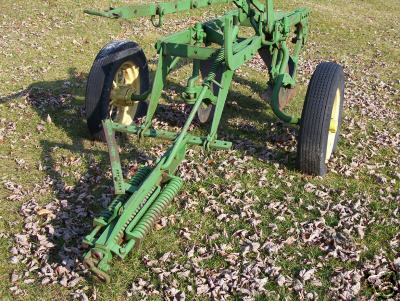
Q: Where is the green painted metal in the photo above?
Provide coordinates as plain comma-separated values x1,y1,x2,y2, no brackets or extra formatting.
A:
83,0,310,281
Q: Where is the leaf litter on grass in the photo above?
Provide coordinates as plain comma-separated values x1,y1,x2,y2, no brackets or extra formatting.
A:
1,0,399,300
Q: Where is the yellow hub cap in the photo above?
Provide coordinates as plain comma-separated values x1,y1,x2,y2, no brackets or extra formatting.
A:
110,61,141,126
325,88,341,162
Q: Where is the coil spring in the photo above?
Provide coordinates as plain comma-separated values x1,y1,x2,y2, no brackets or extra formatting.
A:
128,166,153,187
115,185,157,243
130,177,183,240
204,48,225,84
99,166,153,222
98,195,124,222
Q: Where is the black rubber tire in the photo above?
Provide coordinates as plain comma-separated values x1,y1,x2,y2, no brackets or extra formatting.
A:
297,62,344,176
197,59,223,123
85,40,150,139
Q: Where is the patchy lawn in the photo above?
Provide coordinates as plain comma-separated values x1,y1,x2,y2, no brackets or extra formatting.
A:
0,0,399,300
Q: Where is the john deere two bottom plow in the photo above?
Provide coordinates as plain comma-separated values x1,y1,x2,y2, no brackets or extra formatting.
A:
82,0,344,282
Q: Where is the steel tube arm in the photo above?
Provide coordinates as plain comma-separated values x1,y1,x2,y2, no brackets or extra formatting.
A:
85,0,234,21
161,85,209,169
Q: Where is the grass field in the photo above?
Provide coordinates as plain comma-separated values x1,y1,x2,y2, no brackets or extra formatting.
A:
0,0,399,300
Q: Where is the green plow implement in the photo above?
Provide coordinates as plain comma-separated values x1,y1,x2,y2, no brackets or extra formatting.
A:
82,0,345,282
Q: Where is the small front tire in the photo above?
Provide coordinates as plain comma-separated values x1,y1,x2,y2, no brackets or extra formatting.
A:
85,40,150,139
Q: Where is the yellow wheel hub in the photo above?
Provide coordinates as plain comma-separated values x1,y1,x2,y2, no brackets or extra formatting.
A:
325,88,341,162
110,61,141,126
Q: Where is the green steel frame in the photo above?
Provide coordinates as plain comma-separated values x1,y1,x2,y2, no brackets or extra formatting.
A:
83,0,310,282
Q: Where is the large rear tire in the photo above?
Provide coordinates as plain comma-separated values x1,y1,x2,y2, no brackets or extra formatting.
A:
297,62,344,176
85,40,150,139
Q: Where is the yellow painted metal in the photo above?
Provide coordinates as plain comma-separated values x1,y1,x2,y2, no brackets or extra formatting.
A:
325,88,341,162
110,61,141,125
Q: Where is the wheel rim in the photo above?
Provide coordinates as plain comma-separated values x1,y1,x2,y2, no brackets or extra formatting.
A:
325,88,341,162
109,61,141,125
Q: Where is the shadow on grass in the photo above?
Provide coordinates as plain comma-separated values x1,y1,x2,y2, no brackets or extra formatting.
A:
0,63,299,284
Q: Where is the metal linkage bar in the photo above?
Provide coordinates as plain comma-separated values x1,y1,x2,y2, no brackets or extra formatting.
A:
108,122,232,150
